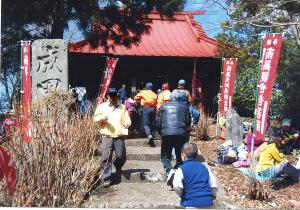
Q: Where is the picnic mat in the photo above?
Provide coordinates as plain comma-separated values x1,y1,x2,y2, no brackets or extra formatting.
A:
238,168,284,181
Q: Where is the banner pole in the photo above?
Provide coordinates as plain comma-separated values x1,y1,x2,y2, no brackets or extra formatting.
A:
216,58,224,139
20,41,23,107
251,36,264,161
98,56,109,97
192,58,197,100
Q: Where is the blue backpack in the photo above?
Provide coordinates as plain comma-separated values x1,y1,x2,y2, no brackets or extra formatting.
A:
171,89,187,103
189,106,200,125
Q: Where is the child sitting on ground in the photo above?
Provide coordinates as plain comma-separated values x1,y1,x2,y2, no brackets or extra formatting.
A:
172,143,218,208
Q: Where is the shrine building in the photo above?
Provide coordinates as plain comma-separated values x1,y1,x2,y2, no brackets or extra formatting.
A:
68,11,221,113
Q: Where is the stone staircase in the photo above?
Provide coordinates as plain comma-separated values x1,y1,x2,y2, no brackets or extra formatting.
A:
84,138,181,208
83,138,236,209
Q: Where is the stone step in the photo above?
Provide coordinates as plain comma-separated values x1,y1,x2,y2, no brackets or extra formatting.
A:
112,160,166,183
85,182,181,208
126,146,161,161
125,138,162,147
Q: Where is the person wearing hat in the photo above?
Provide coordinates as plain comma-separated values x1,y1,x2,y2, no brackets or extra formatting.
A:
156,83,171,112
276,118,300,154
171,79,192,104
93,88,131,187
134,82,158,147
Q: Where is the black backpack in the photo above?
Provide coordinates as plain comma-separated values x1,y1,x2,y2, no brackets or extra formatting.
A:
217,145,236,164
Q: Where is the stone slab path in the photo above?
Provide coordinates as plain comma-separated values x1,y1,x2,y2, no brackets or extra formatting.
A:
84,138,181,208
84,138,229,209
86,182,180,208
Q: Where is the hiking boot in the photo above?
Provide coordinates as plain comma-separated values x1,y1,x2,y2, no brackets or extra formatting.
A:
102,178,111,188
167,169,175,188
148,140,156,147
116,167,122,175
147,135,156,147
113,168,123,184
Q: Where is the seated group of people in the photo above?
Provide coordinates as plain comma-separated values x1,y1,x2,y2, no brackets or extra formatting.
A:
220,118,300,182
246,118,300,155
252,119,300,181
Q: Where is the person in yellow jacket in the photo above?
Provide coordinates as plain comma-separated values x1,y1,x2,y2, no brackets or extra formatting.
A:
256,135,300,181
134,82,157,147
94,88,131,187
157,83,171,112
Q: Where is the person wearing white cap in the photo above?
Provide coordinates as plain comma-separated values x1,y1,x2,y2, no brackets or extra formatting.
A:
276,118,300,155
171,79,192,104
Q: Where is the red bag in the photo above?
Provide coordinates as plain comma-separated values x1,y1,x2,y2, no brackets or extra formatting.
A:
0,146,17,195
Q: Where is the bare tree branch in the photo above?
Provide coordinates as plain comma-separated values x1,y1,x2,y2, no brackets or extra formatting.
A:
207,0,300,46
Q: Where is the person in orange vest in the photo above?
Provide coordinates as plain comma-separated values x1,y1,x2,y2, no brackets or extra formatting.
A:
157,83,171,112
134,82,157,147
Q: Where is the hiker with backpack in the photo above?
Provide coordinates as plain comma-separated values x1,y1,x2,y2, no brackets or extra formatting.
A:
171,79,192,104
171,80,199,143
169,80,200,159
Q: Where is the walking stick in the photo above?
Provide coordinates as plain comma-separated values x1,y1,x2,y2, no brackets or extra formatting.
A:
215,58,224,139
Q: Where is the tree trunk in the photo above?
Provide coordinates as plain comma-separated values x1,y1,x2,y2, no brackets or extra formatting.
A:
290,14,300,48
48,0,64,39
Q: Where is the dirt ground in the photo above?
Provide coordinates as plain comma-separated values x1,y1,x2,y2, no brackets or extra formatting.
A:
194,125,300,209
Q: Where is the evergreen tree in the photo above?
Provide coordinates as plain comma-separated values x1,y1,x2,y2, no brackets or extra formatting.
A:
216,0,300,127
1,0,186,111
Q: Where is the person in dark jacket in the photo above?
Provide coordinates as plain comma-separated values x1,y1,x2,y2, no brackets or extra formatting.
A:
118,84,126,104
156,96,191,178
276,118,300,154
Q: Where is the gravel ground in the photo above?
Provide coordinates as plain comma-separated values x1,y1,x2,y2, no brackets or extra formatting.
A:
194,125,300,209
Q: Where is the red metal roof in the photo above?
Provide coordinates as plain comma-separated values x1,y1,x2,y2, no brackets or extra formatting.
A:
68,11,219,57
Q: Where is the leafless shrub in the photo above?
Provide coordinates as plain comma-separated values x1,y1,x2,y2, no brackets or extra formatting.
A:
0,92,100,207
245,169,271,201
193,113,215,141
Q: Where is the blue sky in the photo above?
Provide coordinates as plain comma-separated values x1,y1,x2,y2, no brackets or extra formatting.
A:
1,0,228,113
1,1,229,113
65,1,229,41
184,0,228,38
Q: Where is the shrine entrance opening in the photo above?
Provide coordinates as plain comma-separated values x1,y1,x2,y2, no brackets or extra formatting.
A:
69,53,221,114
